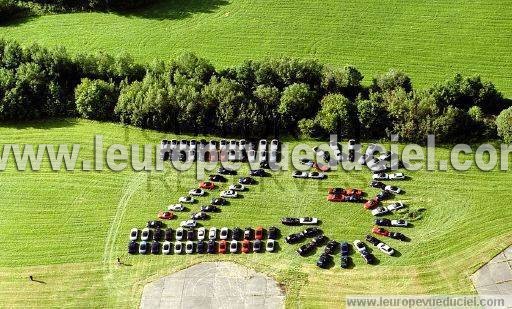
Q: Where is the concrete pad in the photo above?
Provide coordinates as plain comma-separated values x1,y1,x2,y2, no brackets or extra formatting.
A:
471,265,495,287
488,262,512,283
140,262,285,309
504,246,512,260
489,252,508,264
475,284,501,295
496,281,512,294
471,244,512,298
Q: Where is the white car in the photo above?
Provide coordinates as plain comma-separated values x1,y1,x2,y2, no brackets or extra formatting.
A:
188,188,205,196
209,227,217,240
197,227,206,240
175,227,184,240
189,139,197,150
229,140,238,151
371,206,390,216
270,139,279,152
372,173,389,180
185,241,194,254
292,171,308,178
229,240,238,253
333,149,343,162
168,204,185,211
209,140,217,150
391,219,409,227
248,150,256,162
353,240,366,253
259,150,267,163
169,139,178,150
266,239,275,252
162,241,172,254
179,140,188,150
129,228,138,241
358,154,368,165
365,143,377,157
348,139,356,151
179,196,195,203
299,217,318,225
219,139,228,150
259,139,267,152
239,139,247,151
377,243,395,256
385,185,402,194
220,227,229,240
389,173,406,180
228,150,237,161
269,151,278,163
329,140,339,151
174,241,183,254
387,202,406,212
308,172,325,179
139,241,148,254
220,190,238,198
229,184,245,191
180,220,197,228
141,228,150,241
367,159,387,172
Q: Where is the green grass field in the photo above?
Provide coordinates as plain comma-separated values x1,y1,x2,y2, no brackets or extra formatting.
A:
1,0,512,96
0,119,511,307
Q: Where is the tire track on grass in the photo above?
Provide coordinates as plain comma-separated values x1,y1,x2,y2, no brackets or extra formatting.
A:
102,172,147,265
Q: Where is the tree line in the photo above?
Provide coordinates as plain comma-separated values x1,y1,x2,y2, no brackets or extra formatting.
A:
1,39,511,143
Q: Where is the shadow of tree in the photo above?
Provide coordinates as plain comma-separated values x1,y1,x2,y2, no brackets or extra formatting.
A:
118,0,230,21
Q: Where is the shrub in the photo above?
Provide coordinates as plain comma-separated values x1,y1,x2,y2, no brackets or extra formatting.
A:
372,69,412,93
75,78,117,121
0,0,28,24
496,107,512,143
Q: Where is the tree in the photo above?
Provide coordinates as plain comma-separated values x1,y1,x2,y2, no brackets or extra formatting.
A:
357,94,390,139
372,69,412,93
278,83,317,130
432,106,472,142
75,78,117,121
322,66,364,99
315,94,359,138
207,77,244,134
496,107,512,143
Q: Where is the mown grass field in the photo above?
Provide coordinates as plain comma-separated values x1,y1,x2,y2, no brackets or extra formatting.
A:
0,119,511,307
1,0,512,95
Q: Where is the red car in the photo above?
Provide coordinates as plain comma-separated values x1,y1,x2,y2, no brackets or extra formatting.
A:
242,239,250,253
344,188,363,197
158,211,174,220
327,194,345,202
328,188,344,195
219,240,227,254
313,162,331,172
364,198,379,209
255,226,264,240
199,181,215,190
372,226,390,237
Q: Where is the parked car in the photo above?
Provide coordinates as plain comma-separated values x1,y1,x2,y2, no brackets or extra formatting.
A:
371,206,390,216
151,241,160,254
220,190,238,198
175,227,184,241
254,226,264,240
281,217,300,225
266,239,276,252
139,241,148,254
250,169,267,177
387,202,406,212
375,218,392,226
128,241,138,254
147,220,163,228
220,227,229,240
308,172,325,179
242,239,250,253
268,226,279,239
201,205,219,212
253,239,262,253
391,219,409,227
316,253,333,269
299,158,315,167
340,242,350,256
244,227,253,240
389,232,407,241
180,220,197,228
325,240,340,255
211,198,227,206
189,188,205,196
327,194,345,202
297,243,316,256
373,226,390,237
129,228,138,241
372,173,390,181
301,227,322,237
389,173,406,180
158,211,174,220
209,174,227,182
299,217,318,225
312,235,328,246
229,184,245,191
190,212,208,220
340,255,350,269
141,228,150,241
370,181,386,189
377,242,395,256
353,240,366,253
186,229,195,241
364,198,379,210
376,190,392,201
365,234,381,246
197,240,206,254
285,233,305,244
361,251,375,264
164,228,173,241
179,196,195,204
153,228,163,241
185,241,194,254
238,177,255,185
197,227,206,240
219,240,227,254
218,167,237,175
209,227,217,240
174,241,183,254
207,240,216,254
199,181,215,190
229,240,238,253
292,171,308,178
168,204,185,211
162,241,172,254
385,185,402,194
232,227,243,240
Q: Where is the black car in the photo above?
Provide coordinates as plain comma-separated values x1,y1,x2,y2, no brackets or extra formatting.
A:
232,227,243,241
207,240,216,254
285,233,305,244
268,226,279,239
211,198,227,206
139,241,148,254
340,242,350,256
209,174,226,182
370,181,386,189
311,235,328,246
178,151,187,162
361,251,374,264
151,241,160,254
187,229,195,241
300,158,314,166
128,241,138,254
164,228,173,241
329,187,344,195
197,241,206,254
260,160,270,169
281,217,300,226
238,177,255,185
250,169,267,177
301,227,322,237
340,255,350,269
253,239,262,253
365,235,381,246
153,228,163,241
324,240,340,254
218,167,237,175
375,218,391,226
191,212,208,220
316,253,333,269
201,205,219,212
244,227,253,240
376,190,392,201
297,243,315,256
147,220,163,228
389,232,407,241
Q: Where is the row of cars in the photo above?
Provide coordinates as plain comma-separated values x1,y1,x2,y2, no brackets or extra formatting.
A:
129,239,276,255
